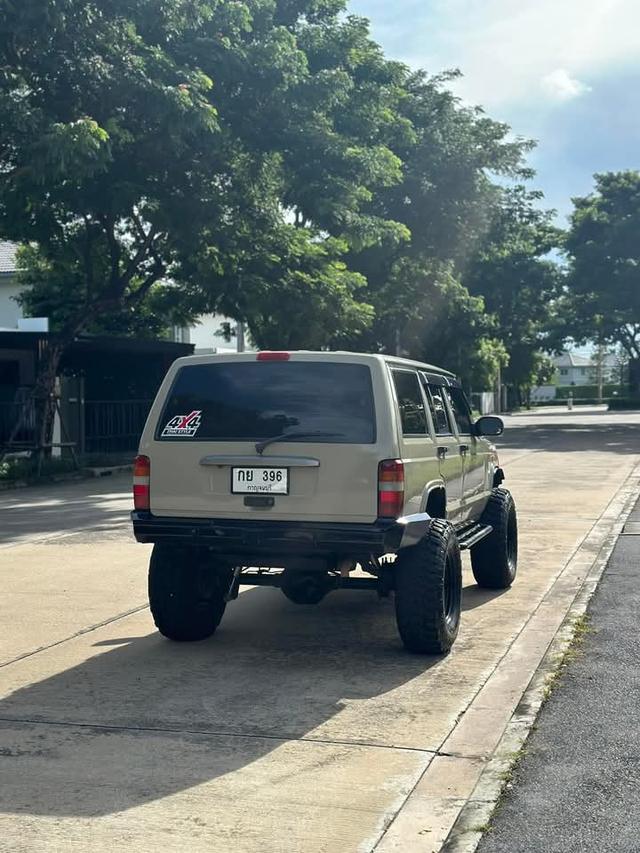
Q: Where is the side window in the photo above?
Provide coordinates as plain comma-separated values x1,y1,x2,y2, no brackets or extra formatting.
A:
444,387,473,435
391,370,428,435
426,384,453,435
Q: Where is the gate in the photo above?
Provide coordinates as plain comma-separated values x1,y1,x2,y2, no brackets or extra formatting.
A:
84,400,153,454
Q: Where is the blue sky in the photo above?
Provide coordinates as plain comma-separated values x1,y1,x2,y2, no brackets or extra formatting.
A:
349,0,640,226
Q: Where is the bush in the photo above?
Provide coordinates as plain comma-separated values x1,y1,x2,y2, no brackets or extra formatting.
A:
530,399,571,407
608,397,640,411
555,384,620,400
0,456,80,483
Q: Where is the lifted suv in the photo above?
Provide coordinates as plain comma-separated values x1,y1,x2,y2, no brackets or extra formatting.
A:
132,351,517,654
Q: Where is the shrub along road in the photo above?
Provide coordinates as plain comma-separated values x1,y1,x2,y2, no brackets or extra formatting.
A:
1,409,639,852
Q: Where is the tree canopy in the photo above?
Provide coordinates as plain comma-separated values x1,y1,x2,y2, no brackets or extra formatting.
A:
464,187,564,400
0,0,568,423
565,171,640,373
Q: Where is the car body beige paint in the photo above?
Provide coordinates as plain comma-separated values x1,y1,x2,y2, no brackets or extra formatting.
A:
138,351,497,525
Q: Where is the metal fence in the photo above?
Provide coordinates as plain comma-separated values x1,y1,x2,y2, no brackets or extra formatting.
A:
0,399,36,446
84,399,153,454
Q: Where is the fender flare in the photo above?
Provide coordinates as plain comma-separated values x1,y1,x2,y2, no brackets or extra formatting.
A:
395,512,434,550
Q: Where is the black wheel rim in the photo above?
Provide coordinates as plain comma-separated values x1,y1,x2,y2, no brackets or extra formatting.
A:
444,551,460,629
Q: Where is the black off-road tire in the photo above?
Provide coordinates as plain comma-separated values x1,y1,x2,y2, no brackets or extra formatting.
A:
394,520,462,655
471,488,518,589
148,544,230,641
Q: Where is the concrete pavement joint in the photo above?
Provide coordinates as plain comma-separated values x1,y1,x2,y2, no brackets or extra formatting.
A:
0,715,455,757
367,474,638,852
371,463,640,853
438,463,640,853
0,603,148,669
0,524,130,550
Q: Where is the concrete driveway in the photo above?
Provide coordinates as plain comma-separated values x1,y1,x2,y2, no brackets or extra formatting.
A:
1,409,639,852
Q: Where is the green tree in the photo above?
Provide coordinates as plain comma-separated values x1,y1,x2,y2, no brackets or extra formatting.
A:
0,0,225,444
565,171,640,389
0,0,404,445
341,70,533,388
464,187,564,403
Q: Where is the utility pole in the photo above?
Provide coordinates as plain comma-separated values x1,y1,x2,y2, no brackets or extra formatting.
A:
237,321,245,353
595,343,605,404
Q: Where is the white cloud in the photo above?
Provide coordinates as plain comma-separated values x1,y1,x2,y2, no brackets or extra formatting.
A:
354,0,640,109
542,69,591,101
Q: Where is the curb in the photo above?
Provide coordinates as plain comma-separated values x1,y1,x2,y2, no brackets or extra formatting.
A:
439,464,640,853
85,464,133,478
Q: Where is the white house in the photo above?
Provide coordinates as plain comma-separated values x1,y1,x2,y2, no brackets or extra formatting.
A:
0,241,23,330
179,314,248,354
553,351,618,386
0,240,245,352
554,352,592,386
531,350,620,402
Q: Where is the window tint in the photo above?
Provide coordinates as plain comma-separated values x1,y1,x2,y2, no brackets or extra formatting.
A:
157,362,376,442
392,370,428,435
444,387,473,434
426,384,453,435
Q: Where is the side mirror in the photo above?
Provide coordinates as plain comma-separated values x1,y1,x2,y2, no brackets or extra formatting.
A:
474,416,504,437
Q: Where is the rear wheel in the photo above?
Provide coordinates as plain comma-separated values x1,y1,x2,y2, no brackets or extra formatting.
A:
148,544,231,641
471,488,518,589
394,520,462,654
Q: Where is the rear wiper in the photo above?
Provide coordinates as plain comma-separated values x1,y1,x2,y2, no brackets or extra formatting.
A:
255,431,345,456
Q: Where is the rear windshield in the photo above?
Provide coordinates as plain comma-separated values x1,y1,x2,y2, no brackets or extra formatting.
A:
156,361,376,443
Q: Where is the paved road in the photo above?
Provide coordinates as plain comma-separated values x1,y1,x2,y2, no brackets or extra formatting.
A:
1,410,639,852
477,496,640,853
0,473,133,548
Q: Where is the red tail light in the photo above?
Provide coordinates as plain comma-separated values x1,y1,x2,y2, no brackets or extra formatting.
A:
257,351,290,361
378,459,405,518
133,455,150,511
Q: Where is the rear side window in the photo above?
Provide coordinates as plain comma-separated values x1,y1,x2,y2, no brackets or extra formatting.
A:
392,370,428,435
444,387,473,435
156,361,376,443
426,384,453,435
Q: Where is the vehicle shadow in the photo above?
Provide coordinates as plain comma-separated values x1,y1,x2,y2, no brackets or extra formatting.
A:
461,582,510,611
1,585,446,818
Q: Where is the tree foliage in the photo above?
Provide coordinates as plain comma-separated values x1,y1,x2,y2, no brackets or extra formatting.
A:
464,187,564,399
0,0,568,431
565,171,640,368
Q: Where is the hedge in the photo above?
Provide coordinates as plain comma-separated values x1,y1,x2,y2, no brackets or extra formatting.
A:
555,384,620,400
608,397,640,411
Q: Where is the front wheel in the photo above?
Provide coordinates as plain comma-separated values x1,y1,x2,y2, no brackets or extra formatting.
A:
471,488,518,589
394,519,462,654
148,544,230,641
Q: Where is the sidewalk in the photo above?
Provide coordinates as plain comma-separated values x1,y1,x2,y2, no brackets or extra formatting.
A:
477,497,640,853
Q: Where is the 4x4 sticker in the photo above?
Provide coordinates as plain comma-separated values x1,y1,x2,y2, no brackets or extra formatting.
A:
161,410,202,437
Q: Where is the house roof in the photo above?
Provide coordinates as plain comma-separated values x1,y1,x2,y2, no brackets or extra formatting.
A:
0,241,18,275
554,352,591,367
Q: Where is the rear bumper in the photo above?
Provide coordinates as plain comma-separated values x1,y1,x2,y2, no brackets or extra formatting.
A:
130,512,428,557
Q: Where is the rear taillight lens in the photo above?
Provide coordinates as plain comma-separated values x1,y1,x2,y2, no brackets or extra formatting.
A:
257,351,290,361
378,459,405,518
133,455,150,511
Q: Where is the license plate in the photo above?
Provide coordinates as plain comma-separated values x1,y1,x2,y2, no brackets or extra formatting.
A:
231,467,289,495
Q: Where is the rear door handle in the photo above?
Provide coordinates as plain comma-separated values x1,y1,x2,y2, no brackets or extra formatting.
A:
437,446,448,459
459,444,469,454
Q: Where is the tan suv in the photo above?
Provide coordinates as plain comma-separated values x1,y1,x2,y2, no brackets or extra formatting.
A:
132,351,517,654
